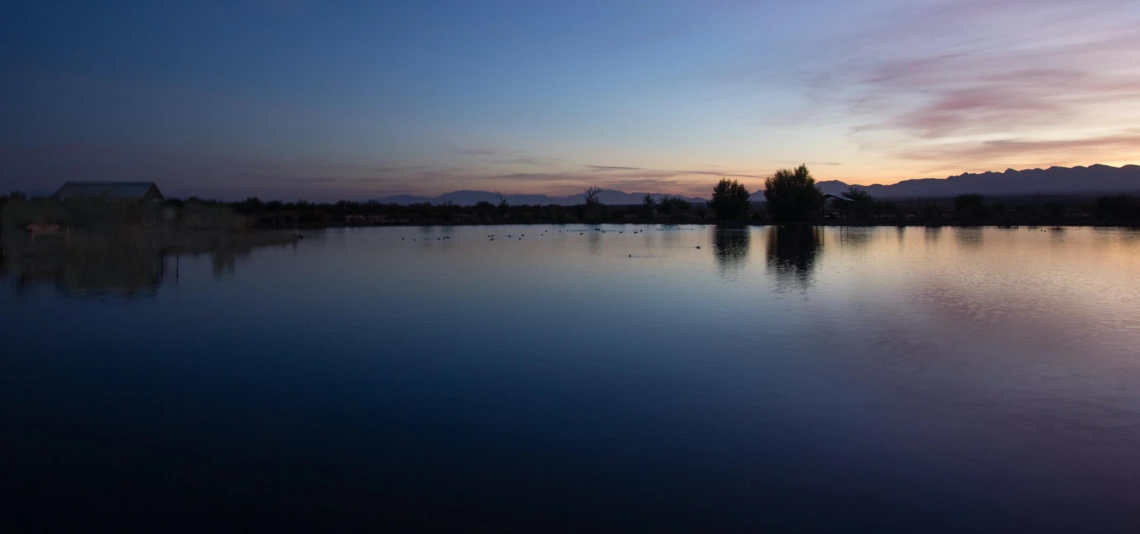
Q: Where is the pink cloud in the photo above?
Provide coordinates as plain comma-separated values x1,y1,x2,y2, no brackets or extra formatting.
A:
898,130,1140,162
806,0,1140,171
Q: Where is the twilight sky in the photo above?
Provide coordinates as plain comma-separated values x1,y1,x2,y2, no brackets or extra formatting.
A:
3,0,1140,200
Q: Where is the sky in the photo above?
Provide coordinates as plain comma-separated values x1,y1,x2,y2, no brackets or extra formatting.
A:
2,0,1140,200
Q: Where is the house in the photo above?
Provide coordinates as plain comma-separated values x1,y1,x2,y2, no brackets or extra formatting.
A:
823,194,852,218
54,182,164,204
52,182,166,229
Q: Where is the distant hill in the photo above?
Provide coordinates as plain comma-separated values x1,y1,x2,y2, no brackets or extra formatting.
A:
817,164,1140,199
370,189,707,206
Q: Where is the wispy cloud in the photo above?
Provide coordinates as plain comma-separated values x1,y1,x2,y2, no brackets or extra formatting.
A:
493,157,561,166
799,0,1140,172
768,160,842,167
898,130,1140,162
588,165,644,172
587,165,767,180
451,148,498,157
493,172,581,182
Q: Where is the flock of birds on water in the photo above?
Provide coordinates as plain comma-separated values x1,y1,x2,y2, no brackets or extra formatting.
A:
399,227,706,251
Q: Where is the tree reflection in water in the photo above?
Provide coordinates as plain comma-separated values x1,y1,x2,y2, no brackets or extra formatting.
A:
1,240,289,298
766,226,822,289
3,252,164,299
713,227,750,280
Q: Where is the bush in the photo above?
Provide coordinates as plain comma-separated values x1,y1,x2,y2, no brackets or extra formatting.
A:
659,196,691,216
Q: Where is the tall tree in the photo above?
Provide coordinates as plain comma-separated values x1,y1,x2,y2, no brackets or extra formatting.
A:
708,179,751,220
763,165,823,222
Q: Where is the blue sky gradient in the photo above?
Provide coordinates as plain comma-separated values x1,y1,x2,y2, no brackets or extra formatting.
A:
3,0,1139,199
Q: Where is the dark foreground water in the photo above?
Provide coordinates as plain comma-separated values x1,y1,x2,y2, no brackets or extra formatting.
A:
4,225,1140,532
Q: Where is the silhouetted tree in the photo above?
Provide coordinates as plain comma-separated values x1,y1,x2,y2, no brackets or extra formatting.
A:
763,165,823,223
708,178,751,220
583,186,602,207
642,193,655,216
494,191,509,216
842,187,874,219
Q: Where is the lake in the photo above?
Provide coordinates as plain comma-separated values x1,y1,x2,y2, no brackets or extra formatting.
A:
4,225,1140,532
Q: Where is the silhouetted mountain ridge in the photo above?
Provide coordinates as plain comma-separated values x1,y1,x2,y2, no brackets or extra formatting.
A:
371,189,707,206
816,164,1140,199
374,165,1140,205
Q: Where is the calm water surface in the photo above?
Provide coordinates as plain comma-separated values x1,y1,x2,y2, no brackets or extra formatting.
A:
4,225,1140,531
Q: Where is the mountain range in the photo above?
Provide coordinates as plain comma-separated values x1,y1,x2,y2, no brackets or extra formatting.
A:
370,165,1140,206
818,164,1140,199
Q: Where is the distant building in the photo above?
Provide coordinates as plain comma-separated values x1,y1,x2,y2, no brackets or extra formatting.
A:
53,182,164,204
823,193,851,218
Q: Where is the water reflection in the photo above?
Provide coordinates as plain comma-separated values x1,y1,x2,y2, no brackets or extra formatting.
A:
1050,226,1067,245
837,227,872,251
210,248,252,279
587,230,602,255
954,226,984,249
766,226,822,288
924,226,942,245
0,241,283,298
7,225,1140,532
2,252,165,298
712,227,750,279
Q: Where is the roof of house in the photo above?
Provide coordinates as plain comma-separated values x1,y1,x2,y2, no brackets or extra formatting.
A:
54,182,164,201
823,193,852,201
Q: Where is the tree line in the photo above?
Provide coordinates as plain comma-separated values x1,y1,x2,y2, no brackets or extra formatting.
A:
5,164,1140,227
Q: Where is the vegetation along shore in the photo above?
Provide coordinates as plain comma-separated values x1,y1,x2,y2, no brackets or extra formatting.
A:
3,167,1140,248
